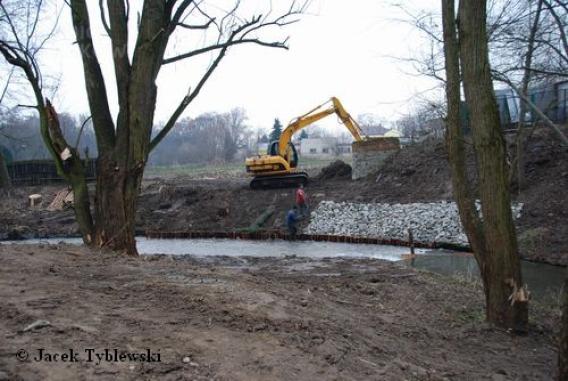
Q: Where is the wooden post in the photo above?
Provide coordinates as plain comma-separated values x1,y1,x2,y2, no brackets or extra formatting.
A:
401,228,417,262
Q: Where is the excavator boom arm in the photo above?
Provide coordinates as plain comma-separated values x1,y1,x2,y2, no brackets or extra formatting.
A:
277,97,364,156
330,97,363,142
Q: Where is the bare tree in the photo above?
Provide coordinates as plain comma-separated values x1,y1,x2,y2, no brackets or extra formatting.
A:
148,108,250,165
1,1,93,230
223,107,250,161
357,113,390,136
404,0,565,81
561,268,568,380
405,0,568,140
83,1,306,254
395,101,446,143
441,0,528,331
1,0,306,254
0,69,13,188
526,0,568,79
0,1,62,189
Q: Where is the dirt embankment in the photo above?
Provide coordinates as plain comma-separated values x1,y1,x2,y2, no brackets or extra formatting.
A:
0,128,566,264
0,244,560,380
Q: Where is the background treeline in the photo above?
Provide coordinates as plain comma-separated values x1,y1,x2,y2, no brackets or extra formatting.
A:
0,108,256,166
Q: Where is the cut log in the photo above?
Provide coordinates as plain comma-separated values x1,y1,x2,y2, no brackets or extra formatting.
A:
48,189,74,211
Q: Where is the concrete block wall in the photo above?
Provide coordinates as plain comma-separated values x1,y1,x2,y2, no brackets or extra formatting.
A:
351,137,400,180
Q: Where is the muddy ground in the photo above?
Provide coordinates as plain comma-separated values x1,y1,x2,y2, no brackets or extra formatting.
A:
1,128,566,264
0,244,560,380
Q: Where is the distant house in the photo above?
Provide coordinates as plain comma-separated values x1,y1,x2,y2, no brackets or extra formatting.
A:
384,129,401,138
383,129,410,146
495,80,568,126
336,143,352,154
299,137,338,157
361,124,390,136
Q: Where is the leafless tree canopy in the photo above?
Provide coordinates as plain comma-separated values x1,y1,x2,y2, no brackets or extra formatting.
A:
0,0,60,106
1,0,308,254
149,108,252,165
400,0,568,86
92,0,309,151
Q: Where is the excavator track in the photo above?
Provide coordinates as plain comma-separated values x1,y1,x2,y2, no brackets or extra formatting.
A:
250,172,308,189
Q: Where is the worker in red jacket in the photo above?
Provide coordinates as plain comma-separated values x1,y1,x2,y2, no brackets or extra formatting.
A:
295,184,309,218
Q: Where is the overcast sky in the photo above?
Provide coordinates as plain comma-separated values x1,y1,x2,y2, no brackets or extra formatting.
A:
28,0,442,133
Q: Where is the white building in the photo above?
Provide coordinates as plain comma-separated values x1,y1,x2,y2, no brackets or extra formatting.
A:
299,137,336,156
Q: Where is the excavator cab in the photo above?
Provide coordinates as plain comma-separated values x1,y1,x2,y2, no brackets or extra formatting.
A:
268,141,279,156
268,141,298,168
287,143,299,168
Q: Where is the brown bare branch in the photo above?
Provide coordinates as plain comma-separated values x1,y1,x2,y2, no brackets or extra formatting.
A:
107,0,131,112
177,18,215,30
151,43,229,150
74,115,93,150
543,0,568,58
99,0,112,36
70,0,116,151
494,72,568,146
163,37,287,65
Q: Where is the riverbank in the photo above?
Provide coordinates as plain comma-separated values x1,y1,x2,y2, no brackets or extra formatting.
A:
0,243,560,380
1,128,566,265
305,200,523,245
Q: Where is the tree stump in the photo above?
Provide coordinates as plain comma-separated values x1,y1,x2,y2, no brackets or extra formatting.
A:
29,194,42,207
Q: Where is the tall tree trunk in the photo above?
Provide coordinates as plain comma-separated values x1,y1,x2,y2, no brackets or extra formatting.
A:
441,0,492,325
441,0,486,259
93,154,139,255
457,0,528,331
0,152,11,189
560,269,568,380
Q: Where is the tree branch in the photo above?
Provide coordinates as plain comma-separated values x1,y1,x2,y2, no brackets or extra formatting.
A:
70,0,116,151
543,0,568,59
75,115,92,150
150,44,228,151
99,0,112,36
163,37,287,65
527,66,568,77
494,72,568,146
107,0,131,115
151,0,307,150
163,1,304,65
177,18,215,30
168,0,195,35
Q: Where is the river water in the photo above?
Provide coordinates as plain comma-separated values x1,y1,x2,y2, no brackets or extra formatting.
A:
2,237,564,299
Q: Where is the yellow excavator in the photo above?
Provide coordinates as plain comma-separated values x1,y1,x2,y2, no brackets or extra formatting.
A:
245,97,365,189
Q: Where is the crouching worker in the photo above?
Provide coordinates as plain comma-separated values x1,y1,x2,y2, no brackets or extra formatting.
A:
286,206,299,239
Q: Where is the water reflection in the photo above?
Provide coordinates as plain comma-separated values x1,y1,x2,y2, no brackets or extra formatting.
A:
408,252,565,300
3,237,564,299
